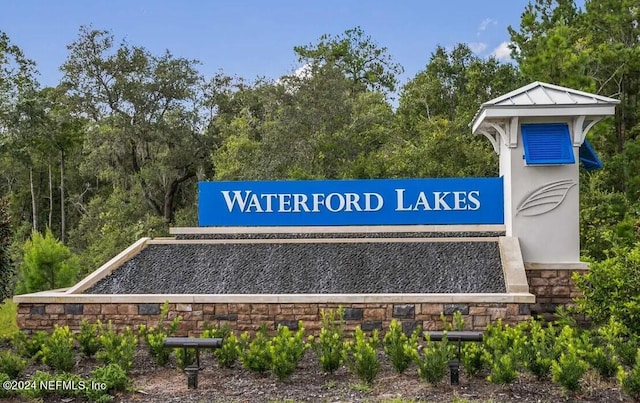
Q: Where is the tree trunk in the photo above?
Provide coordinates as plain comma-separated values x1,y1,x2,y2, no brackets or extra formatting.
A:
48,165,53,229
29,167,38,232
163,172,195,224
60,149,66,244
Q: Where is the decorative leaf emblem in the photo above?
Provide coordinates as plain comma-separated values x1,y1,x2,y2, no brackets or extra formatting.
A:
516,179,577,216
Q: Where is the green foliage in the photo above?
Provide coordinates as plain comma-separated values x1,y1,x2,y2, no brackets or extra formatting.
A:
268,322,308,380
574,243,640,333
0,372,12,398
175,346,197,370
309,307,345,373
520,319,558,379
586,346,619,379
77,319,103,357
551,345,589,392
41,325,75,372
294,26,403,95
344,327,380,385
383,319,419,374
0,299,18,339
216,331,239,368
16,229,79,294
86,363,132,402
487,353,519,385
202,322,238,367
460,342,485,378
410,334,451,385
139,301,180,365
96,323,137,372
13,329,48,359
0,199,14,300
0,350,26,378
19,370,85,399
620,350,640,401
239,325,271,374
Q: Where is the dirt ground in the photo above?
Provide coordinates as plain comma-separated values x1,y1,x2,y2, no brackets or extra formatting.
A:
5,346,635,402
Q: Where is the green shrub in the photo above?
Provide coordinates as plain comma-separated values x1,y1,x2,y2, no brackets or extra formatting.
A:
586,346,619,379
551,346,589,392
138,301,180,366
383,319,419,374
0,350,26,378
344,327,380,385
96,323,137,372
574,243,640,333
487,353,519,385
13,330,48,359
77,319,103,357
411,334,451,385
202,321,231,339
19,371,85,399
483,320,526,364
41,325,76,372
0,372,13,398
309,307,345,374
268,322,308,380
86,363,132,402
0,299,18,339
461,341,485,377
239,325,271,374
175,346,197,370
520,320,558,379
620,350,640,400
216,331,239,368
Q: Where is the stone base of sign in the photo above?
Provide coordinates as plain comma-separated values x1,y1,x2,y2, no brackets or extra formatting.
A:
16,301,532,336
525,266,588,320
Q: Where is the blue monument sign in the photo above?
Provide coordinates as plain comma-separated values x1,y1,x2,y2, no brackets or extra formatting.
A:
198,178,504,226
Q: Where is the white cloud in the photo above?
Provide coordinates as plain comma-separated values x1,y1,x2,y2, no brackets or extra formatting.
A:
478,18,497,32
491,42,512,61
468,42,487,54
293,63,312,79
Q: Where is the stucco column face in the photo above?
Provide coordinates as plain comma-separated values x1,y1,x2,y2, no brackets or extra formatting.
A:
471,81,619,265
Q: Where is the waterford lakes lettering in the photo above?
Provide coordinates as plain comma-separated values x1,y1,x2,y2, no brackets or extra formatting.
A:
220,189,481,214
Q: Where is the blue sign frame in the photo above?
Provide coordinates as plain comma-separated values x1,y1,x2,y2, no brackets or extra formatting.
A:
198,178,504,226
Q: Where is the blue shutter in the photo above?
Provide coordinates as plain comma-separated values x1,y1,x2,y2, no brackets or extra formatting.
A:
579,139,603,171
521,123,575,165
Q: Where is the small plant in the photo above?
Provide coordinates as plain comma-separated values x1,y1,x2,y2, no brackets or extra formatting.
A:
487,353,519,385
440,310,465,331
310,307,345,374
411,334,451,385
586,345,619,379
520,319,557,379
0,372,13,399
138,302,181,366
620,350,640,400
41,325,76,372
268,322,308,380
460,341,485,377
86,363,132,402
344,327,380,385
13,330,48,360
383,319,419,374
216,331,239,368
175,346,197,370
77,319,103,357
97,322,137,372
0,350,26,378
551,345,589,392
239,325,271,374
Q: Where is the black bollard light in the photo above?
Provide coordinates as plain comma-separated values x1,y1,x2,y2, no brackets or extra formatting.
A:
184,366,199,389
448,360,460,385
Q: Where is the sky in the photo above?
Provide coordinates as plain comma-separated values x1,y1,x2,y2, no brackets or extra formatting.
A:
1,1,536,90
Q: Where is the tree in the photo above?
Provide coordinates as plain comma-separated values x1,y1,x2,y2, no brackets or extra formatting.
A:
16,229,79,294
0,198,13,300
62,27,211,224
294,27,404,96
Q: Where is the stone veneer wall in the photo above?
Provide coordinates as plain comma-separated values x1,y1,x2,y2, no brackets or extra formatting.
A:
526,269,586,318
17,302,531,336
